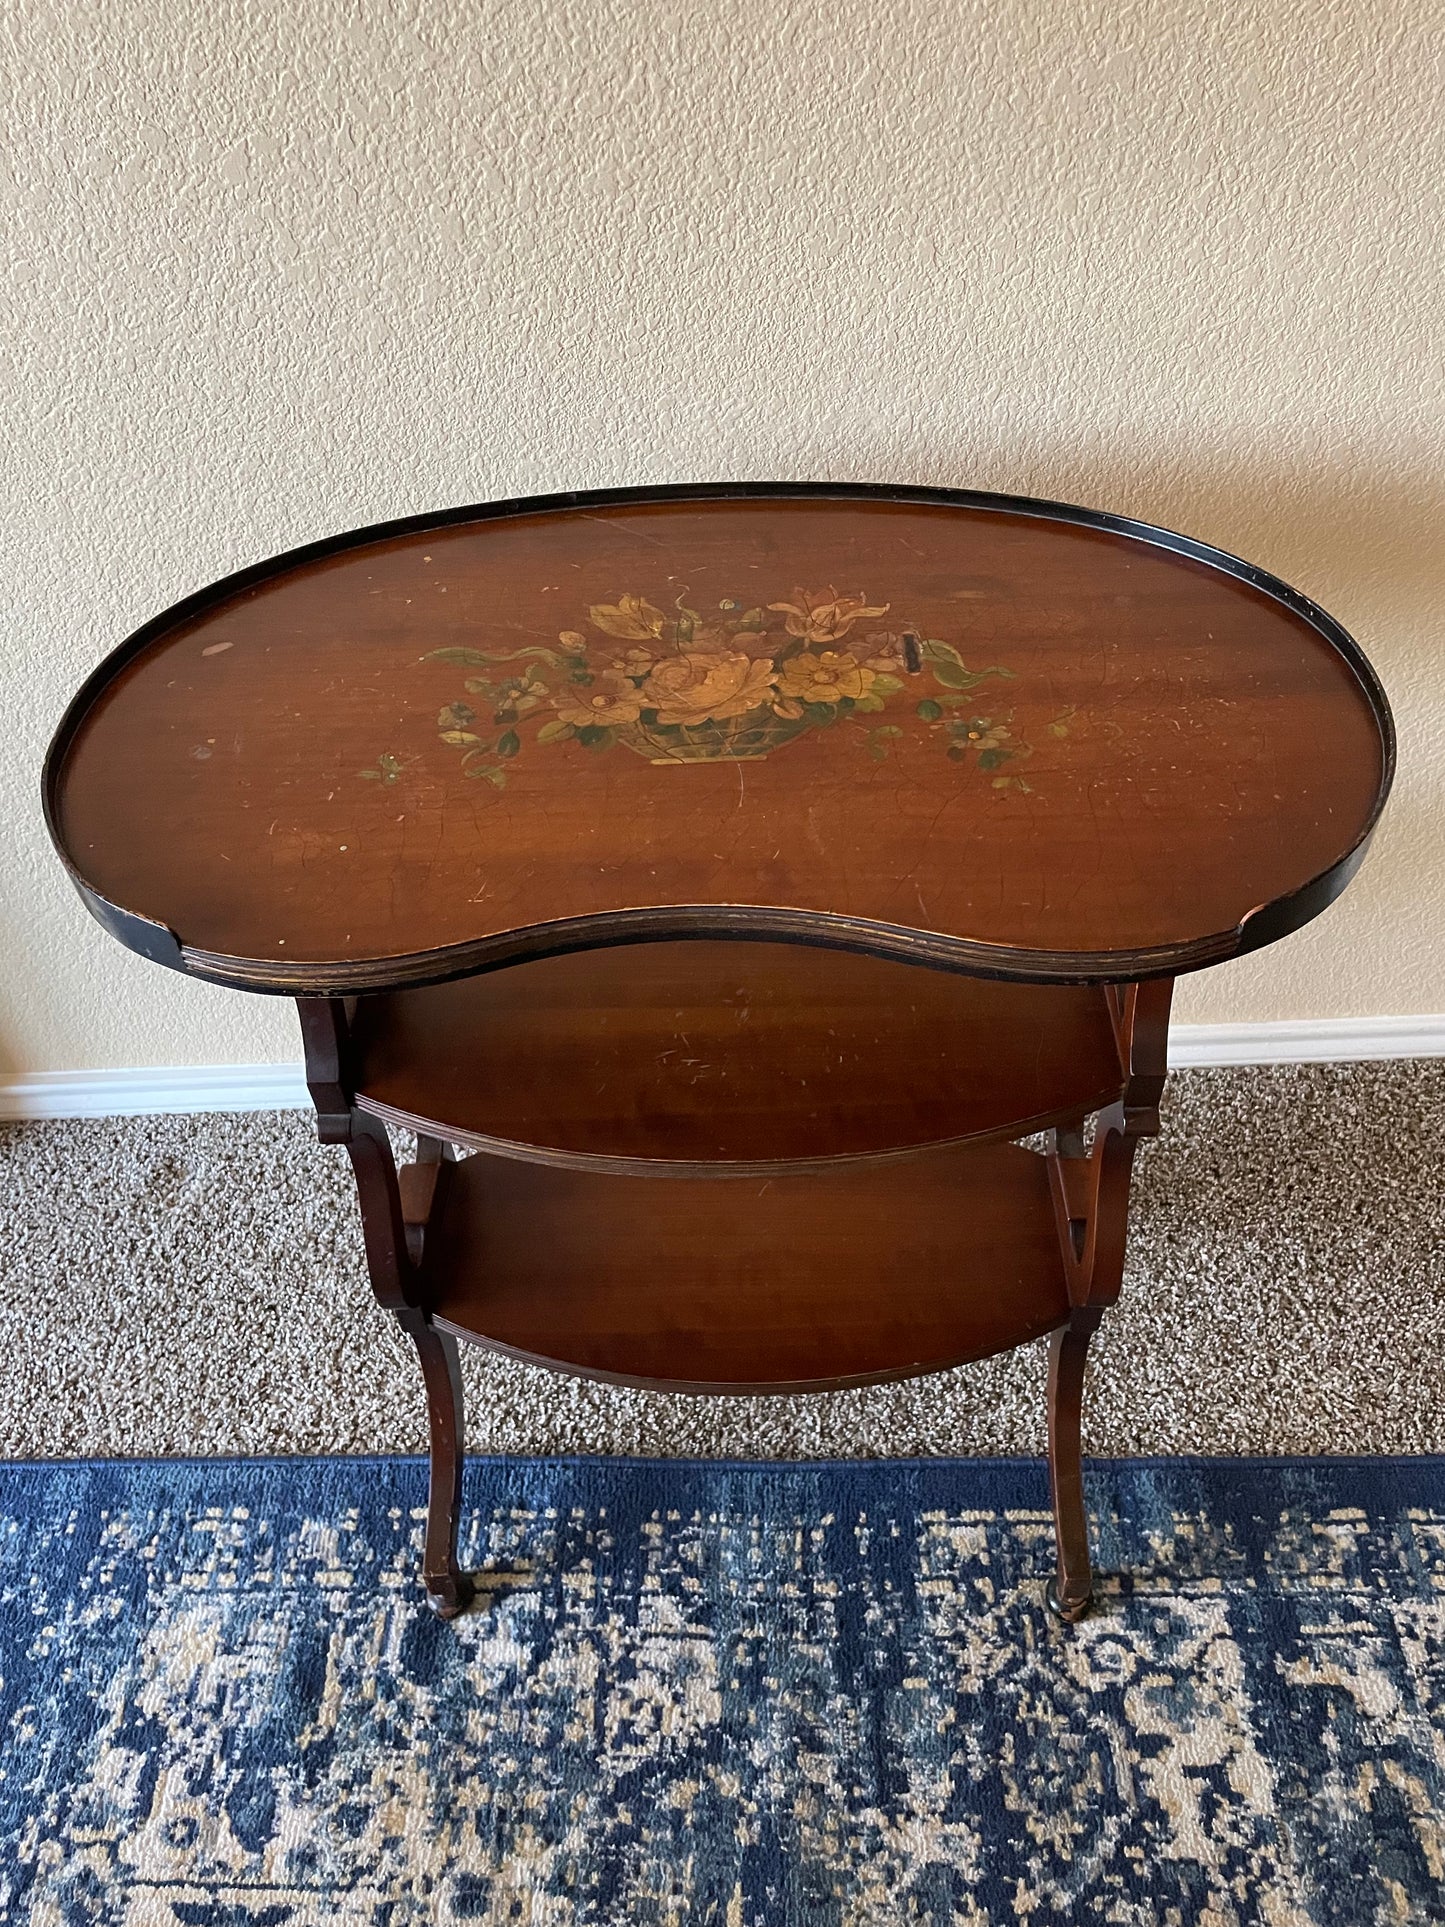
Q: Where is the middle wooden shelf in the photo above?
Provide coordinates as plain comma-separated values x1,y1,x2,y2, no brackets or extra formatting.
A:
349,940,1125,1176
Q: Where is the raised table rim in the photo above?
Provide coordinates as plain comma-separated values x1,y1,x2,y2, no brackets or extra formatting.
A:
42,479,1396,995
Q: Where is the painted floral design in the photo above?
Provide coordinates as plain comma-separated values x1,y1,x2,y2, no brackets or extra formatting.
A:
377,585,1074,791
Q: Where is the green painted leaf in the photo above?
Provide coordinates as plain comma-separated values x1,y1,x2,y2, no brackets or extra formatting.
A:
536,719,576,745
916,698,943,721
463,678,494,695
439,729,482,746
870,674,905,694
869,741,889,760
802,702,839,727
977,748,1010,771
734,606,766,630
930,660,993,691
438,702,476,729
358,768,381,779
852,694,885,713
426,647,490,665
920,637,964,667
577,724,615,749
497,729,521,758
873,725,904,737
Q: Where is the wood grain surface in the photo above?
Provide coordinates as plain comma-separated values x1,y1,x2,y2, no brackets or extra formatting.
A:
48,487,1390,990
420,1137,1071,1390
349,941,1125,1172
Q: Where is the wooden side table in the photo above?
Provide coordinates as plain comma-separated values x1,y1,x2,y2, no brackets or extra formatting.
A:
44,483,1393,1622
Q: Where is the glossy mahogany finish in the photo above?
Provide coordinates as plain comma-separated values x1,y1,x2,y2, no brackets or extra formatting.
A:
45,483,1392,992
349,942,1125,1174
420,1139,1070,1392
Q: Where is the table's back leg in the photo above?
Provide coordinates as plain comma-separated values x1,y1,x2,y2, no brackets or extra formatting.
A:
1046,1307,1103,1620
1044,977,1173,1621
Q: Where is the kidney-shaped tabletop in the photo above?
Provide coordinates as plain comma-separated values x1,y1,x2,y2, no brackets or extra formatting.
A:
44,483,1393,993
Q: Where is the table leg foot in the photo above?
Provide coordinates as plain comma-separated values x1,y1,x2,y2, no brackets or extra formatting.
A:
425,1571,478,1619
1044,1577,1094,1623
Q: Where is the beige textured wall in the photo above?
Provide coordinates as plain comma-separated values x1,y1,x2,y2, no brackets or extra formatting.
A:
3,0,1440,1073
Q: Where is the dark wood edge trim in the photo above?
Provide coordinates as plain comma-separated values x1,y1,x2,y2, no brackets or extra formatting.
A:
176,909,1245,994
43,479,1394,990
355,1079,1129,1179
430,1308,1073,1397
62,846,1378,994
64,879,186,972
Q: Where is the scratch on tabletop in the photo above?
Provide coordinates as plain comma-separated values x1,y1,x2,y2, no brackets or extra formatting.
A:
579,513,668,548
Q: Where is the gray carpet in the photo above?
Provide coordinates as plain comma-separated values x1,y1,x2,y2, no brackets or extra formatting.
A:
2,1061,1441,1461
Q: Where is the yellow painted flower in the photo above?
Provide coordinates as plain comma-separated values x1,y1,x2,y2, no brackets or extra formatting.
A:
958,718,1012,751
589,595,668,641
767,586,890,644
777,650,874,705
552,672,643,728
643,651,778,725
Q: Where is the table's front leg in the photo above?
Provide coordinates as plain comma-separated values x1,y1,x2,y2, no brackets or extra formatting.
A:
1044,977,1174,1619
1046,1308,1104,1620
298,995,477,1617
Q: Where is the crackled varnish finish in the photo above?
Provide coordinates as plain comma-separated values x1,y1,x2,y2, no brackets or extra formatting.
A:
44,483,1394,1625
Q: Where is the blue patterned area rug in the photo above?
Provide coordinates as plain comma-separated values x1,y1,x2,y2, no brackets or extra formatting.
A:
2,1455,1444,1926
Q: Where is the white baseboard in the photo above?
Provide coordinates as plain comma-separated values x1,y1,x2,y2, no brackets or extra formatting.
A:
1165,1014,1445,1069
0,1062,310,1120
0,1015,1441,1120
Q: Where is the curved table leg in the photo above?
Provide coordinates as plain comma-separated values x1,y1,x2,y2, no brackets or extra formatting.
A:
403,1312,476,1619
1046,1307,1103,1622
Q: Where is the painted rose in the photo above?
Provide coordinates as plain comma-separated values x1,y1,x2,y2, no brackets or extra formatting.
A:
588,596,669,641
777,650,874,705
643,651,778,725
551,672,643,728
768,586,889,644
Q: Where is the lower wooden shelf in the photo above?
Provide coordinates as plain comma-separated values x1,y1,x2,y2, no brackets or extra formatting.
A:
417,1139,1071,1392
